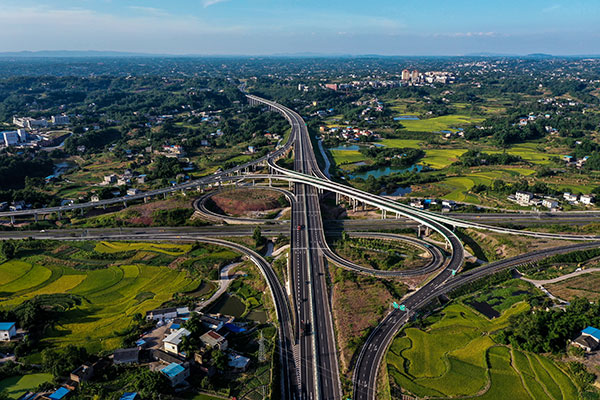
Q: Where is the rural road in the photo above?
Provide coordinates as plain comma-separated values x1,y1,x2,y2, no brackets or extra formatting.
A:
196,262,243,311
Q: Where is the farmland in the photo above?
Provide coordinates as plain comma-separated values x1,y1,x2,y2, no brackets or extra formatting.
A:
0,240,239,354
397,114,485,133
386,302,580,399
0,373,53,399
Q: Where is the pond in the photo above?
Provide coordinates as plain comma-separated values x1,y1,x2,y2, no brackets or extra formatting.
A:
246,310,268,323
329,144,360,151
394,115,420,121
382,186,412,196
206,294,246,318
350,164,425,180
469,301,500,319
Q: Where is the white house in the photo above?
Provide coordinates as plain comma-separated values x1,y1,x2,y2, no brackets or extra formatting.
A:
0,322,16,341
515,191,534,205
163,328,190,355
563,193,579,203
542,199,559,209
580,195,594,205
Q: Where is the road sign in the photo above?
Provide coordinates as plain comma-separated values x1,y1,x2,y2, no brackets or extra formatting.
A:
392,302,399,309
399,304,406,311
451,269,457,276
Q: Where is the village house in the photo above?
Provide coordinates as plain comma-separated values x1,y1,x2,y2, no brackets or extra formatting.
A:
571,326,600,352
163,328,191,355
0,322,16,341
200,330,228,350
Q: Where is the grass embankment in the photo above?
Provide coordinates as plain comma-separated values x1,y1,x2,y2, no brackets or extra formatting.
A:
0,241,238,354
386,302,579,399
330,265,407,389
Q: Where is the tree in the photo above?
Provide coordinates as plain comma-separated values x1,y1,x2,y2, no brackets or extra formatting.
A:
212,349,228,371
0,241,15,260
253,226,264,247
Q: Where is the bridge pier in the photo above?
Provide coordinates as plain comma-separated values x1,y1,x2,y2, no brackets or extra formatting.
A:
164,193,167,199
103,204,106,210
123,201,127,208
396,212,400,219
10,215,15,225
144,196,148,203
268,177,272,187
381,209,387,219
417,225,421,237
34,214,38,223
80,208,84,216
57,211,62,220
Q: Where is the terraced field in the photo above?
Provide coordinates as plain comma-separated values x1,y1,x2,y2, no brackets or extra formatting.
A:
0,241,238,353
387,302,579,399
0,373,53,399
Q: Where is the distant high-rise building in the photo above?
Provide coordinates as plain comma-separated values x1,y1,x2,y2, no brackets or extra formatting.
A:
401,69,410,81
411,70,420,82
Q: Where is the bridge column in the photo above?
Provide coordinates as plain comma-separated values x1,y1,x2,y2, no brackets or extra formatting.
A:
417,225,421,237
335,192,340,205
103,204,106,210
353,199,357,212
57,211,62,220
396,212,400,219
251,180,255,186
268,177,272,187
10,216,15,225
381,209,386,219
123,201,127,208
144,196,148,203
425,227,431,236
164,193,168,199
80,208,84,216
34,214,38,223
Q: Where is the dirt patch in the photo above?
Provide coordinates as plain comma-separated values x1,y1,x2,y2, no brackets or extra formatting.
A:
546,272,600,302
209,188,287,217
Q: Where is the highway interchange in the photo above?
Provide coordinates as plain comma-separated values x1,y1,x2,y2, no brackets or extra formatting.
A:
2,93,600,400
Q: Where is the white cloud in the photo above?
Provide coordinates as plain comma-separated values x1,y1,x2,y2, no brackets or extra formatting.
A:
128,6,170,17
436,32,503,38
202,0,230,8
542,4,561,13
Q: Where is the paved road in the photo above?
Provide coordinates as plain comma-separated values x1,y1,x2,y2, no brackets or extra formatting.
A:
521,268,600,285
352,240,600,400
195,262,242,311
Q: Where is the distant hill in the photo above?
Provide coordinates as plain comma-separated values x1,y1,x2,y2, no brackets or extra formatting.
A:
0,50,168,58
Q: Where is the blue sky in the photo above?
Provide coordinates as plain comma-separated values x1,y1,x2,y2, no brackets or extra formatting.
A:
1,0,599,55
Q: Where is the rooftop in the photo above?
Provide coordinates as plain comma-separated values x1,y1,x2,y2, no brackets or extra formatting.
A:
582,326,600,341
119,393,138,400
48,387,71,400
164,327,190,345
161,362,185,378
0,322,15,331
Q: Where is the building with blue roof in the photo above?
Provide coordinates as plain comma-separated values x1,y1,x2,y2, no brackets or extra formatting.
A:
48,387,70,400
119,393,139,400
572,326,600,352
0,322,16,341
160,362,189,387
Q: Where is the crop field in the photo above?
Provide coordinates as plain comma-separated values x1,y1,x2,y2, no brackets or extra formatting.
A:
546,272,600,302
330,149,366,165
0,241,239,354
386,302,579,399
0,373,53,399
487,143,554,165
398,114,485,132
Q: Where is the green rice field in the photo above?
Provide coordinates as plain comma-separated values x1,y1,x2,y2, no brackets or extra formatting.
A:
0,373,53,399
386,302,579,399
398,114,485,132
0,241,238,353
